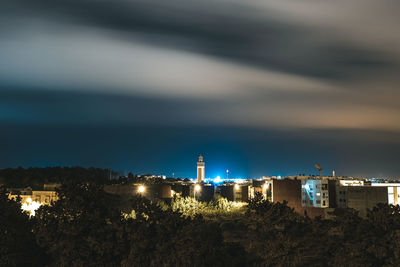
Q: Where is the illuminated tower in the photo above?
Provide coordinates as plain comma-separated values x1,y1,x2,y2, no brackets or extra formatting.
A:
197,155,205,183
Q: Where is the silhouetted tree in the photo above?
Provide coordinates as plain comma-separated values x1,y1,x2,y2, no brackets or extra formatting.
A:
0,187,46,266
34,183,127,266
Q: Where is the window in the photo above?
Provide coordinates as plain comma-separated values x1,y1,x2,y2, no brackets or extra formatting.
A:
323,201,326,206
389,194,395,205
322,184,328,190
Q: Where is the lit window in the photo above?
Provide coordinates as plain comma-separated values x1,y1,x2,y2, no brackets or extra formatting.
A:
389,194,395,205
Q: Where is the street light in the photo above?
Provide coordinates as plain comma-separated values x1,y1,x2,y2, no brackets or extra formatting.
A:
194,184,201,214
194,184,201,199
235,184,240,190
138,185,145,193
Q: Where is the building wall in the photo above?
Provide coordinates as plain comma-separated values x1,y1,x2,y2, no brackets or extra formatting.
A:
190,184,214,202
371,183,400,205
104,184,172,201
328,180,337,208
218,185,234,201
32,191,58,204
237,185,249,202
9,190,58,205
337,186,388,217
301,179,329,208
170,183,191,197
272,179,325,218
388,186,400,205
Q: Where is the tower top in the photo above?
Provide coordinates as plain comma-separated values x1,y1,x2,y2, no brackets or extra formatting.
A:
198,155,203,162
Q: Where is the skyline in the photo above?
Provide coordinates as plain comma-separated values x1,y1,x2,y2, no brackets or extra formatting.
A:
1,0,400,178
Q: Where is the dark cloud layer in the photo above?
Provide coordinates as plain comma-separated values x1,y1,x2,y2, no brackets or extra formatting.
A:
1,0,400,177
2,0,397,80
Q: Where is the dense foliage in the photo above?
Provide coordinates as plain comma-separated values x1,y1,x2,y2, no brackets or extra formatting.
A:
0,187,46,266
1,186,400,266
169,195,246,219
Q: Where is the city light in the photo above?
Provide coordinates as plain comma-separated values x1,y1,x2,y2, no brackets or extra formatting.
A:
194,184,201,202
21,199,41,216
263,183,268,189
235,184,240,190
214,176,222,184
138,185,145,193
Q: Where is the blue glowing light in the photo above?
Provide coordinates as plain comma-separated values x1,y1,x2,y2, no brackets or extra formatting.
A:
214,176,222,184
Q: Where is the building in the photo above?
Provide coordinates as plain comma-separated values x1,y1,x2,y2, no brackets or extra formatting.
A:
197,155,205,183
265,178,327,218
301,179,329,208
104,183,172,202
215,183,250,202
371,183,400,205
336,185,388,217
190,183,214,202
8,185,59,216
260,176,388,218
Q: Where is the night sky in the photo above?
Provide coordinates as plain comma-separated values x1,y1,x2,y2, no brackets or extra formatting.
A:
1,0,400,178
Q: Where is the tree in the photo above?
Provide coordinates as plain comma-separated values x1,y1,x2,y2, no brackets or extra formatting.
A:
34,183,127,266
122,195,250,266
0,187,46,266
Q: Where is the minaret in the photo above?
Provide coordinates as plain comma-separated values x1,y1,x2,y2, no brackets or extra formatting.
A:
197,155,205,183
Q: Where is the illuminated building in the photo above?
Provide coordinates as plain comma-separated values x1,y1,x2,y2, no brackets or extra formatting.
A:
197,155,205,183
301,179,329,208
8,185,58,216
370,183,400,205
103,184,172,201
214,183,250,202
190,184,214,201
260,178,326,218
258,175,390,218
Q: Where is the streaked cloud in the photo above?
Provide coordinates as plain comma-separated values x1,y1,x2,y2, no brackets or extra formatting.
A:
1,0,400,132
